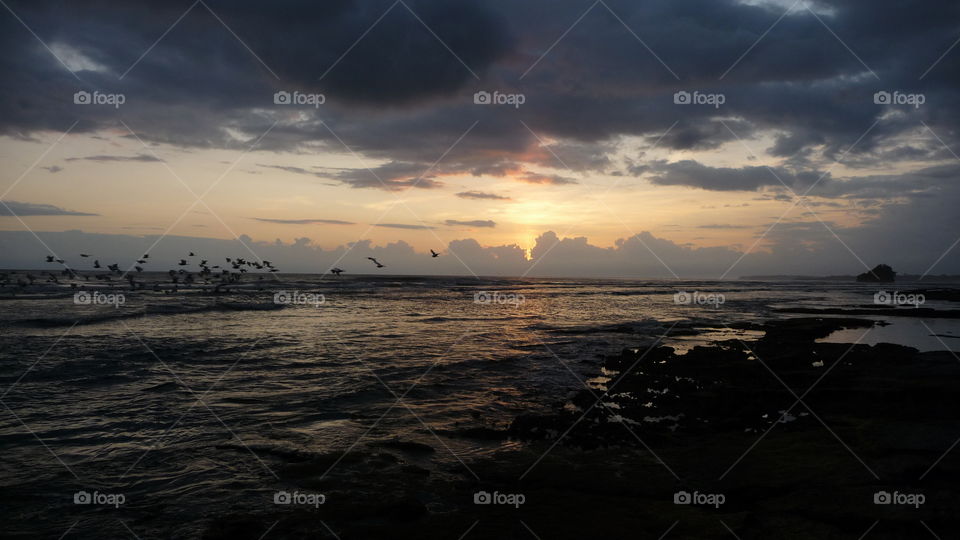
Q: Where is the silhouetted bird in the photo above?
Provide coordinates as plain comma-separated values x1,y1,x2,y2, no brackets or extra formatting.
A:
367,257,385,268
178,259,187,266
45,255,54,263
93,260,101,269
331,268,344,276
80,253,90,258
189,252,195,257
430,249,440,258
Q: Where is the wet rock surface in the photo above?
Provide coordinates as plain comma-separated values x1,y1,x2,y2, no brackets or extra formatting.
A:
202,317,960,539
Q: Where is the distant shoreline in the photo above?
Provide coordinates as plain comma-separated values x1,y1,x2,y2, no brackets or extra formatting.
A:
5,267,960,283
740,274,960,283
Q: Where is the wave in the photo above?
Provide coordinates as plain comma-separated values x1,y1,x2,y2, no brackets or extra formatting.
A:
9,301,287,328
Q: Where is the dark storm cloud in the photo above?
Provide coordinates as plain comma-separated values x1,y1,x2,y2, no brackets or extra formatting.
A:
2,0,960,207
515,173,578,185
0,201,97,216
0,0,514,152
0,0,960,173
65,154,164,163
698,224,753,230
251,218,355,225
653,120,752,152
375,223,435,230
445,219,496,228
257,165,319,176
456,191,511,200
648,160,827,191
259,162,443,190
328,161,445,190
810,163,960,200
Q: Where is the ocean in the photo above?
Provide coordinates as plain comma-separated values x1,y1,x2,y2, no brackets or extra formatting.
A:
1,274,958,537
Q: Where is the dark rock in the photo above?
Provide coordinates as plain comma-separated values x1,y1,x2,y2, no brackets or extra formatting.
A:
856,264,896,282
370,438,435,454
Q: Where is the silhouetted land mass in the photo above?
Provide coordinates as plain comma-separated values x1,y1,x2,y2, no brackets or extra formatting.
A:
743,269,960,282
856,264,896,282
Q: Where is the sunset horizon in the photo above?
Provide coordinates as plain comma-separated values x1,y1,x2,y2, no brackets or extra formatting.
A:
3,1,960,538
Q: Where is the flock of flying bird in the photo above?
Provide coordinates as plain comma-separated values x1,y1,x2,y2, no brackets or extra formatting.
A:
0,248,442,289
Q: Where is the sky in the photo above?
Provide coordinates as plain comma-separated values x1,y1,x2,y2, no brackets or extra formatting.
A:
1,0,960,278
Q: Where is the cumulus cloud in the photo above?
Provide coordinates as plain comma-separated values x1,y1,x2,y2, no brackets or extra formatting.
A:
2,218,959,276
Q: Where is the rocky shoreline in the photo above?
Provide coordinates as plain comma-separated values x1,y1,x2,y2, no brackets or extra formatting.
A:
202,316,960,539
